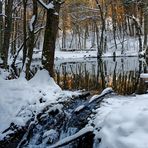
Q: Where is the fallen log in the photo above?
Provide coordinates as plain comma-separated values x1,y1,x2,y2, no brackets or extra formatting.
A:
49,126,94,148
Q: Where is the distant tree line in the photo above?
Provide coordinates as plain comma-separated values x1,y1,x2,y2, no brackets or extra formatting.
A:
60,0,148,57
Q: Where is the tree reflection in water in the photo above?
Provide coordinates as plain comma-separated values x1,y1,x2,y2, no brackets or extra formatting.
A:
54,57,148,95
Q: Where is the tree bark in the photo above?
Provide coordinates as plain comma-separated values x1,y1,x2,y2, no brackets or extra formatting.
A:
2,0,13,68
41,2,61,77
0,1,3,59
143,0,148,55
95,0,106,58
25,0,37,79
22,0,27,68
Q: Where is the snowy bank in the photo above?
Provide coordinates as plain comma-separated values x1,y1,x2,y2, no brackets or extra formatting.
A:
18,39,139,61
55,36,139,59
93,94,148,148
0,70,79,140
55,49,138,60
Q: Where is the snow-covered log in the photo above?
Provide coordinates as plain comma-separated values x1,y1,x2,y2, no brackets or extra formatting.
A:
49,126,94,148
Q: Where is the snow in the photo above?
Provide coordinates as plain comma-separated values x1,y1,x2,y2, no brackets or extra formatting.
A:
16,34,143,62
1,66,148,148
100,87,113,96
29,15,35,31
43,129,58,139
92,94,148,148
55,30,141,58
54,12,59,16
139,50,146,56
0,13,6,17
74,105,85,112
55,49,138,60
38,0,54,10
89,87,113,103
23,35,142,61
55,50,97,59
43,129,58,144
0,68,10,79
0,69,79,140
140,73,148,79
49,126,94,148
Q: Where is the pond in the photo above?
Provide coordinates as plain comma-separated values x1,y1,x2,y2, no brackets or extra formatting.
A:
54,57,147,95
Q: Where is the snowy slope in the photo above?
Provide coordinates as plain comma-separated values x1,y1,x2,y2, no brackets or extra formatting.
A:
93,94,148,148
0,70,79,140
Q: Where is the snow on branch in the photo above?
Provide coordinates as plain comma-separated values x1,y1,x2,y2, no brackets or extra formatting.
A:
125,14,141,28
11,26,45,67
0,13,6,17
29,15,36,31
89,87,113,103
37,0,54,10
48,126,94,148
37,0,64,10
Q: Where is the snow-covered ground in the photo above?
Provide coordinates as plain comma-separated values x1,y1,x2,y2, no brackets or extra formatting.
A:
55,50,98,59
16,36,140,62
55,48,138,60
0,70,80,140
55,47,138,60
93,94,148,148
17,47,138,63
1,68,148,147
56,30,140,58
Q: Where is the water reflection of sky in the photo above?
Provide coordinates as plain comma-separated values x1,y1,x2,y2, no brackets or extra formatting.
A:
55,57,140,74
54,57,146,95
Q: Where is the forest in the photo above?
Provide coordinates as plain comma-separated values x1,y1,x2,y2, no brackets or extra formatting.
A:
0,0,148,148
0,0,148,78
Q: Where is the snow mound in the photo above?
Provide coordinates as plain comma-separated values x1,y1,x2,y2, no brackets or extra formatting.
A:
0,70,76,140
29,69,61,92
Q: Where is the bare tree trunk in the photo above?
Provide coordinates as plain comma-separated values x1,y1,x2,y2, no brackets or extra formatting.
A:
2,0,13,68
25,0,37,79
94,21,99,52
0,1,3,59
41,2,61,77
91,23,96,48
111,1,117,54
95,0,106,58
22,0,27,68
11,16,18,56
84,23,88,49
143,0,148,55
61,9,67,49
126,15,142,52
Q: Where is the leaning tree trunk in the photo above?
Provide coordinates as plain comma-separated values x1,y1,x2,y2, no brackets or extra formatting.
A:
2,0,13,68
41,2,61,77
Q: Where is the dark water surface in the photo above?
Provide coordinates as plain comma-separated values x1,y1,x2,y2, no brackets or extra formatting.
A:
54,57,147,95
